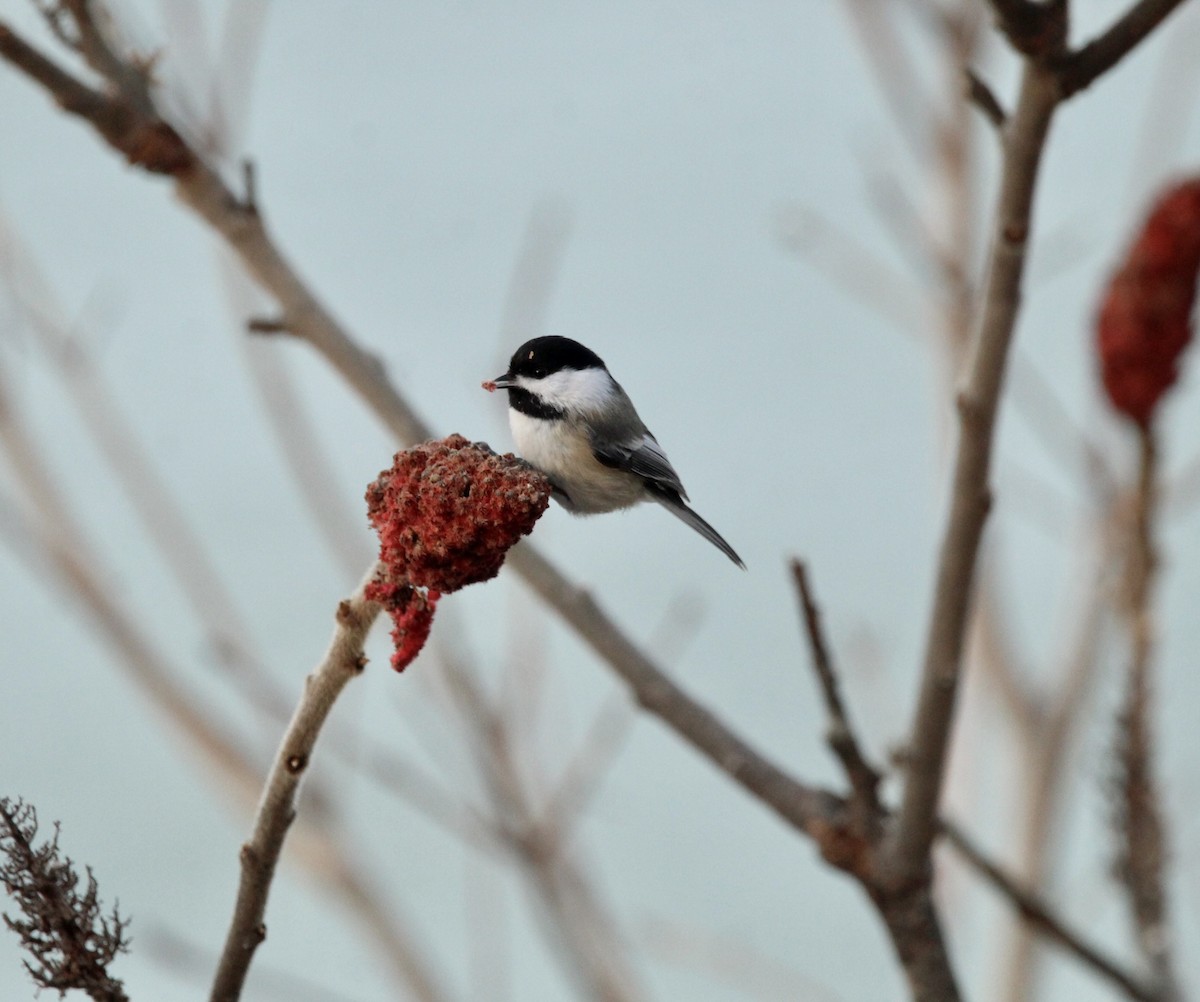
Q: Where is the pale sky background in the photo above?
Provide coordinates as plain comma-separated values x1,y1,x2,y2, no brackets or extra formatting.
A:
3,2,1200,1000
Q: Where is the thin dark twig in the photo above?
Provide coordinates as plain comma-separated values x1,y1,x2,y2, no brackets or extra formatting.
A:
247,316,290,334
943,821,1157,1002
1056,0,1193,98
240,159,259,214
789,559,881,824
966,68,1007,128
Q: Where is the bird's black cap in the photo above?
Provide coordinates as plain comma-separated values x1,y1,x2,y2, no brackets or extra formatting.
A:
506,336,606,380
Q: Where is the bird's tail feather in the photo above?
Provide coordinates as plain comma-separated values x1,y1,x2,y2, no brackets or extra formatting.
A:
655,496,745,568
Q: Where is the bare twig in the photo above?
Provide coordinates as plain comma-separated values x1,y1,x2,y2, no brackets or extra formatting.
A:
442,656,648,1002
966,68,1007,128
495,198,573,355
789,559,881,825
644,916,846,1002
943,821,1156,1002
0,310,452,1002
1056,0,1193,98
0,21,192,175
509,544,962,999
508,544,839,837
5,8,1191,1001
320,852,454,1002
56,0,154,110
1009,350,1116,496
247,315,289,334
208,565,449,1002
145,924,370,1002
224,260,370,580
541,693,635,838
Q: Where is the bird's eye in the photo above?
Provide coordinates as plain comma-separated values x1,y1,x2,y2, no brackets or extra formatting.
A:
533,366,547,379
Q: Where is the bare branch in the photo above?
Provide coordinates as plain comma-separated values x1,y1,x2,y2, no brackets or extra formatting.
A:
966,68,1007,128
209,564,449,1002
943,821,1157,1002
1009,350,1116,496
644,916,847,1002
541,693,635,838
985,0,1068,56
509,546,963,999
246,315,288,334
0,21,192,174
0,382,265,808
1056,0,1193,99
56,0,155,111
883,62,1059,886
1109,428,1177,997
508,544,839,837
496,198,573,354
789,559,881,826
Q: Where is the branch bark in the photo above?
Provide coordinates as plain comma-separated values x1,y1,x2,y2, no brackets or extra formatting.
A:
1111,428,1177,1000
1055,0,1193,98
883,61,1059,886
209,564,447,1002
944,822,1157,1002
789,559,881,826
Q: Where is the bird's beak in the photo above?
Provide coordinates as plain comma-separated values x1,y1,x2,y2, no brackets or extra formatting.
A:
483,375,516,393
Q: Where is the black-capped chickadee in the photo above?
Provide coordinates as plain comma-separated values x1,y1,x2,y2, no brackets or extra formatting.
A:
484,336,744,568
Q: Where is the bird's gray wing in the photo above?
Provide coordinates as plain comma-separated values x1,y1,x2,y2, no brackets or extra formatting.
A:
592,432,690,501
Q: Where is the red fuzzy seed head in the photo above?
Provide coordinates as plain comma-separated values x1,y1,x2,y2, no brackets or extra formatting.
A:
367,434,552,593
365,435,552,669
366,583,439,673
1096,179,1200,427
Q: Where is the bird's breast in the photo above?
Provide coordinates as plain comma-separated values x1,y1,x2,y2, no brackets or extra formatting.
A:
509,411,643,514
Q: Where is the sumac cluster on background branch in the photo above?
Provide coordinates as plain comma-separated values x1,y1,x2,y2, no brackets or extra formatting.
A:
1097,178,1200,427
